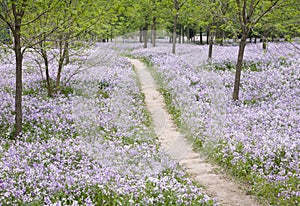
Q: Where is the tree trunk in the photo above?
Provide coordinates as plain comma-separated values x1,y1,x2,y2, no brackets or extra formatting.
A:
220,30,225,46
139,28,143,43
206,28,209,44
208,29,214,60
186,28,190,43
14,20,23,138
200,27,203,44
182,26,185,43
56,39,68,90
172,13,178,54
262,36,267,51
64,40,70,65
152,17,156,47
41,46,52,97
143,25,148,48
233,34,247,101
45,59,52,97
193,30,196,43
40,37,52,97
178,24,181,44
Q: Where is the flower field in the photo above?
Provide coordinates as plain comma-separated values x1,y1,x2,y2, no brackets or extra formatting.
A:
0,45,214,205
132,42,300,205
1,40,299,205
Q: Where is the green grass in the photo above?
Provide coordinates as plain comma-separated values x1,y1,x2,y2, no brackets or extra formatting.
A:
212,61,263,72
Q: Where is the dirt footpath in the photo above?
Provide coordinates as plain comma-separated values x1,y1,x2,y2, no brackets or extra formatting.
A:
129,58,259,206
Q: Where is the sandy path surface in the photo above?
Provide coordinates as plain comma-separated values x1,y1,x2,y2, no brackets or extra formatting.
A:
129,58,259,206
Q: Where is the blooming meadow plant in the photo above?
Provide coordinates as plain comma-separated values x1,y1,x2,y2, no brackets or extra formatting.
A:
132,42,300,205
0,44,215,205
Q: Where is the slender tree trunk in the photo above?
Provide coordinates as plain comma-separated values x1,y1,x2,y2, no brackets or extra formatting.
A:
45,58,52,97
64,40,70,65
178,24,181,44
14,21,23,137
56,39,68,90
56,40,63,90
220,30,225,46
193,30,196,43
143,25,148,48
200,27,203,44
41,45,52,97
139,28,143,43
182,26,185,43
206,28,209,44
186,28,190,43
152,17,156,47
172,13,178,54
262,35,267,51
233,34,247,100
208,29,214,60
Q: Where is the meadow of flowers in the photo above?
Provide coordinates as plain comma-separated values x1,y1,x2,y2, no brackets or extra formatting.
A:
0,45,215,205
132,41,300,205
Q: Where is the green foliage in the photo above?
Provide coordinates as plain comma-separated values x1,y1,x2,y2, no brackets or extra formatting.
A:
97,81,110,98
159,88,182,126
59,86,74,97
212,61,263,72
243,98,257,106
0,25,11,45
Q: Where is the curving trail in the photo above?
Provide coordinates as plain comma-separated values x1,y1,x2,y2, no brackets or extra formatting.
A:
129,58,260,206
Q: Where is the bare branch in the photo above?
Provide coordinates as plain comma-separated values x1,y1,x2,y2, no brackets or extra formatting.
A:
249,0,260,18
236,0,243,25
242,0,247,25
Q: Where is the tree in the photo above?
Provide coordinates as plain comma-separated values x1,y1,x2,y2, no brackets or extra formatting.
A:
194,0,228,59
0,0,63,137
28,0,110,97
172,0,187,54
231,0,281,100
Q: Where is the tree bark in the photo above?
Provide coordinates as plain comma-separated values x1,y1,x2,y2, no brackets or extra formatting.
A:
152,17,156,47
56,39,68,90
200,27,203,44
139,28,143,43
14,18,23,137
143,25,148,48
208,29,214,60
233,34,247,101
178,24,181,44
45,58,52,97
206,27,209,44
182,26,185,43
41,46,52,97
262,35,267,51
172,12,178,54
64,40,70,65
220,30,225,46
40,39,52,97
192,29,195,43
